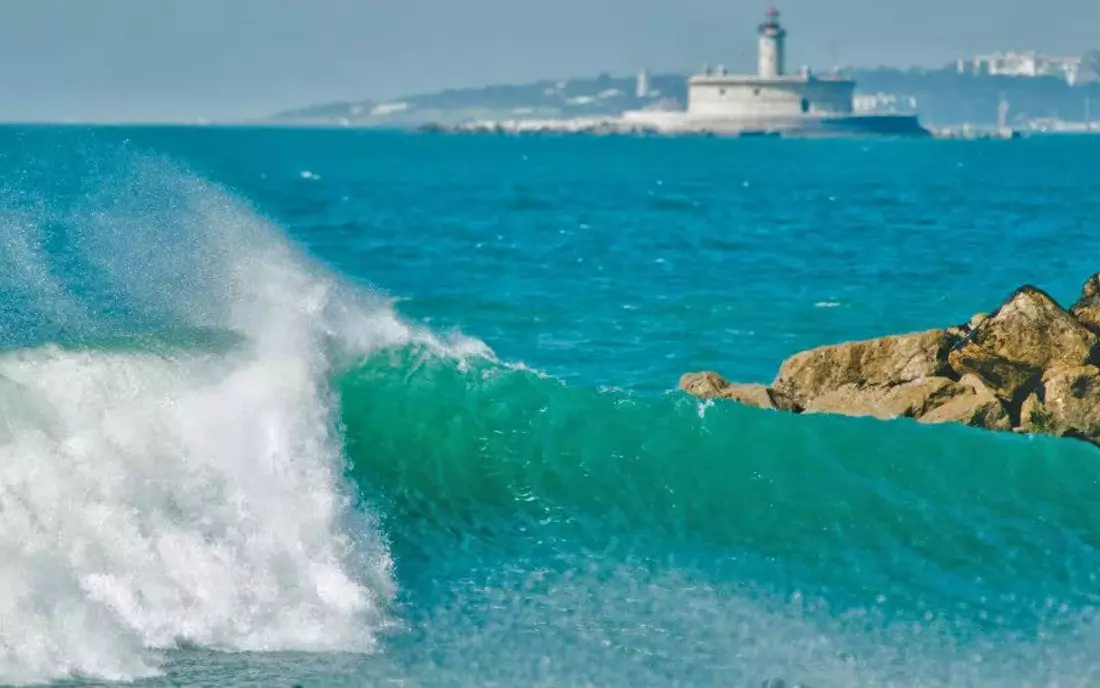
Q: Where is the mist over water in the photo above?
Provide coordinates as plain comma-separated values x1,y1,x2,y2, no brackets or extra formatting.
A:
1,129,1100,686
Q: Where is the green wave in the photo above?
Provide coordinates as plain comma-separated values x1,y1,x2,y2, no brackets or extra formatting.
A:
338,343,1100,627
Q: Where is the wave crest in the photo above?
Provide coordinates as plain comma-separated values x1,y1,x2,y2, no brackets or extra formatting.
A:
0,152,474,684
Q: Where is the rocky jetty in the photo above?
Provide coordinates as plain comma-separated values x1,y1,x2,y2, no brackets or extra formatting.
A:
680,275,1100,447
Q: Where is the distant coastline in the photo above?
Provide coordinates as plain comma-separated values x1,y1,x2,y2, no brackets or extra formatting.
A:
266,67,1100,134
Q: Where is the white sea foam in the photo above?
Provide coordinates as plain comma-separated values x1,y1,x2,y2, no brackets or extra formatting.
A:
0,155,483,684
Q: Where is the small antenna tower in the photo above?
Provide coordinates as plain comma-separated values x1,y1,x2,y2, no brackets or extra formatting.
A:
997,92,1010,132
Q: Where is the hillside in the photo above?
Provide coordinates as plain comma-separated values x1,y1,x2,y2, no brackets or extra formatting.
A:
267,72,687,128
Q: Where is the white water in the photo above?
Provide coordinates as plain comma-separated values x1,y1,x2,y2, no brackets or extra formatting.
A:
0,156,486,685
0,344,386,684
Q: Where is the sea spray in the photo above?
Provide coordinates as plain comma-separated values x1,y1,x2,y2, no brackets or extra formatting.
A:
0,153,478,684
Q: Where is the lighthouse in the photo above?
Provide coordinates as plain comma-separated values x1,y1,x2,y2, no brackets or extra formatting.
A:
757,8,787,78
616,7,930,137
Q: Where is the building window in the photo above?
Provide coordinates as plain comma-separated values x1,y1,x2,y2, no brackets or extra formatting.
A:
800,98,810,113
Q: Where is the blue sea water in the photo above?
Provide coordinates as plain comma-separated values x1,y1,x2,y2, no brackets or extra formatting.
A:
2,126,1100,687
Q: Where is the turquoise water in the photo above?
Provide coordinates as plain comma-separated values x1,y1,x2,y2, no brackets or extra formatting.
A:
2,127,1100,686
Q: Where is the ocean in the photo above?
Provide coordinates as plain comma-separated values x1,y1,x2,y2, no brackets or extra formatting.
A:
2,126,1100,687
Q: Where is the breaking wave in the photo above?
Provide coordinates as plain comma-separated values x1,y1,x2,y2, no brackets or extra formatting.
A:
0,153,487,684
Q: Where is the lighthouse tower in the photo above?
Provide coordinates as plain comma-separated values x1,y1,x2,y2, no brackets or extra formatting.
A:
757,8,787,78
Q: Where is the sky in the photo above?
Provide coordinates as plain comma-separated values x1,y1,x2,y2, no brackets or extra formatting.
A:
0,0,1096,122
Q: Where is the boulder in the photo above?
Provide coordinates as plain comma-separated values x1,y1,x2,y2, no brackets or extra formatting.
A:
679,371,731,398
1018,366,1100,443
1071,272,1100,334
945,347,1041,409
1018,390,1052,434
678,274,1100,449
679,372,798,411
721,384,800,411
803,377,964,420
947,286,1098,406
918,374,1012,431
1043,365,1100,434
773,329,959,406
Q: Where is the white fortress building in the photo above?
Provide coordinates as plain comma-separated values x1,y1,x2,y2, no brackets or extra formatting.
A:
623,8,928,137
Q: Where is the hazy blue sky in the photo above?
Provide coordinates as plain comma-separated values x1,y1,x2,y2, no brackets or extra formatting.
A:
0,0,1096,122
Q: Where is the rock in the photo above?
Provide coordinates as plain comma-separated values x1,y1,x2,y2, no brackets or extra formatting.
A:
679,274,1100,449
945,346,1041,409
718,383,777,408
947,313,989,338
804,377,963,420
1018,390,1050,434
773,329,959,406
679,371,731,398
947,286,1098,406
971,286,1096,369
918,374,1012,431
1071,272,1100,334
723,384,801,411
679,372,799,411
1043,365,1100,434
1018,366,1100,442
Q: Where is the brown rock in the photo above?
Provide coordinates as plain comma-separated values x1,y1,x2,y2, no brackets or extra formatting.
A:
970,286,1096,369
679,372,799,411
679,275,1100,448
947,286,1098,406
1030,365,1100,441
679,371,732,398
918,374,1012,431
804,377,964,420
1071,273,1100,335
947,313,990,339
946,346,1041,407
722,384,801,411
717,383,777,408
773,329,959,406
1017,390,1050,434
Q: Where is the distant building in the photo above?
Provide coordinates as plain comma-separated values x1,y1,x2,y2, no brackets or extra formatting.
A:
685,9,855,119
620,8,928,137
957,51,1083,85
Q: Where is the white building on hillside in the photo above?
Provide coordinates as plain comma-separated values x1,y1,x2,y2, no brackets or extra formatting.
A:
957,52,1083,85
